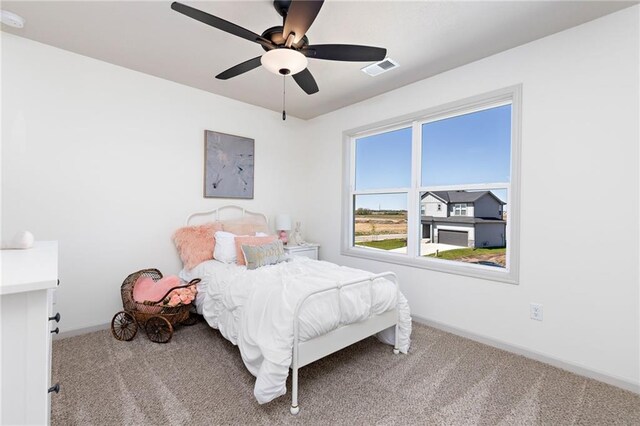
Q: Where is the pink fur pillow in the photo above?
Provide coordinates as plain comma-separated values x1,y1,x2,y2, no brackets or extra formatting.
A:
222,216,269,236
173,222,223,269
234,235,277,266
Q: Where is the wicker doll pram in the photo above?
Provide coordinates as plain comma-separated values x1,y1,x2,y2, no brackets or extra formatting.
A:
111,268,200,343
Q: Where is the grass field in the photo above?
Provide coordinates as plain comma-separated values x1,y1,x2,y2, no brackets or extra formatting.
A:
427,247,506,266
356,239,407,250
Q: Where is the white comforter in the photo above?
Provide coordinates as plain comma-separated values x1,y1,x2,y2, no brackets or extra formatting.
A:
181,257,411,404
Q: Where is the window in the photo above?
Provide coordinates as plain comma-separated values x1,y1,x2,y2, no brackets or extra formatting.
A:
452,203,468,216
351,127,410,253
343,86,521,283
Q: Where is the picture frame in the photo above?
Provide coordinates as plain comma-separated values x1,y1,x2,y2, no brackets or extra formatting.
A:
204,130,255,199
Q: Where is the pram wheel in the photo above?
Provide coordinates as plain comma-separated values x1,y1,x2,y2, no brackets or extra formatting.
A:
145,316,173,343
111,311,138,341
181,312,199,326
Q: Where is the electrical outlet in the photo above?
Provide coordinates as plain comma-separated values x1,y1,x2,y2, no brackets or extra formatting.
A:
530,303,543,321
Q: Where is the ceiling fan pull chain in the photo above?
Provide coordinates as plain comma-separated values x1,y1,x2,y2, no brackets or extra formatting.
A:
282,75,287,121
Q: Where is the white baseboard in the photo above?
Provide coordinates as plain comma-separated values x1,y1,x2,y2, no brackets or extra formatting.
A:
54,322,110,340
413,315,640,395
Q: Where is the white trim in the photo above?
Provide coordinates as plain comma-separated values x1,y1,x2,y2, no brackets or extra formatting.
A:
413,316,640,395
342,85,522,285
351,121,413,140
352,188,410,195
417,98,513,126
419,182,510,192
346,245,517,284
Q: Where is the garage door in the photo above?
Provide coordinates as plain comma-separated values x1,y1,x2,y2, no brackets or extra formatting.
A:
438,230,468,246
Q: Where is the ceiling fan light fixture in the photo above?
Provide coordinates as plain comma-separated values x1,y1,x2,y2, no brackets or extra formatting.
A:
261,48,308,76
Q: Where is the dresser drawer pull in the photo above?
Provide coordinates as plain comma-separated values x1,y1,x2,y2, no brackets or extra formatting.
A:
57,279,60,286
51,327,59,335
48,383,60,394
49,313,61,323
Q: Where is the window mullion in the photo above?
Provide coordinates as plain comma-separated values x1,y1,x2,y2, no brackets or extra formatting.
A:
406,120,422,258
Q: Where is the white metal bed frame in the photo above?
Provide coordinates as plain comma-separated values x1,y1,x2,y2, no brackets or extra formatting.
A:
186,205,401,415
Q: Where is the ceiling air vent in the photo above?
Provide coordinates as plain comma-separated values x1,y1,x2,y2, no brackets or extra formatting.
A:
361,58,399,77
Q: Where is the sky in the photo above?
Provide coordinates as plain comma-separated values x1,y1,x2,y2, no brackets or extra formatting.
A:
355,104,511,211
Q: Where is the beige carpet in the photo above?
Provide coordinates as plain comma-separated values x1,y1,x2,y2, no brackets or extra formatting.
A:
51,320,640,425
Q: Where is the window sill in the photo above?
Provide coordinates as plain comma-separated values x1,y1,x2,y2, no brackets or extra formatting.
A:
341,246,519,285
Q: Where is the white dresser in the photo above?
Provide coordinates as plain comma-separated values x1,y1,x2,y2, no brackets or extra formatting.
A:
1,241,60,425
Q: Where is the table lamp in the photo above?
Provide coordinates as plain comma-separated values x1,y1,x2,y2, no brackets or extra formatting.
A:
275,214,292,245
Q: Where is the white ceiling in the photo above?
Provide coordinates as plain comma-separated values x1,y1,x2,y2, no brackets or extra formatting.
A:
1,1,635,119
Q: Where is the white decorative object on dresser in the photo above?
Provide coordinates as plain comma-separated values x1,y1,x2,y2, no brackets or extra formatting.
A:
283,243,319,260
1,241,60,425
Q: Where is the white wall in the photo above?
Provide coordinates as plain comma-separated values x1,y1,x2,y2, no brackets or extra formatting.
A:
1,33,308,332
302,6,640,388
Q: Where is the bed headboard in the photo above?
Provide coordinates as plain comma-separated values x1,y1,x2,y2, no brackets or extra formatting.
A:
185,205,269,226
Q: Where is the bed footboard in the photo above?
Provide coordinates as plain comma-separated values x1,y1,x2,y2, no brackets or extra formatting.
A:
290,272,400,415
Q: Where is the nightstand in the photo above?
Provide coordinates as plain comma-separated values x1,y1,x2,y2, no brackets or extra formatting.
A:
284,243,319,260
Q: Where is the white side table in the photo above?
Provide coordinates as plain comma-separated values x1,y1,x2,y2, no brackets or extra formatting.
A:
284,243,319,260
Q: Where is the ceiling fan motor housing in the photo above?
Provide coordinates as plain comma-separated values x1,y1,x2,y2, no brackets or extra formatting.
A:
261,26,308,51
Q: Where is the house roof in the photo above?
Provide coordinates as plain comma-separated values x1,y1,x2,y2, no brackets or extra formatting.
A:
423,191,506,205
421,216,506,225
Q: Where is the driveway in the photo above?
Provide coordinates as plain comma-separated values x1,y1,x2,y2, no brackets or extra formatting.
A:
388,241,464,255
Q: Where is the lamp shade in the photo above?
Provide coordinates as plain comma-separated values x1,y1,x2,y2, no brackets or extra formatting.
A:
261,49,308,76
275,214,292,231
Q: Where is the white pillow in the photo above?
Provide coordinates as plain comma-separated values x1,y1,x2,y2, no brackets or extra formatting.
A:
214,231,238,263
255,232,269,237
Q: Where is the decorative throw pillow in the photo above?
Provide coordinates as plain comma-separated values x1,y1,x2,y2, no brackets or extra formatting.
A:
234,235,278,266
133,275,181,304
214,231,239,263
242,240,286,270
132,275,182,314
173,222,222,270
221,215,269,236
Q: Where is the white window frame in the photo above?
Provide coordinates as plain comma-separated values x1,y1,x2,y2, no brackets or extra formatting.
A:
453,203,467,216
341,85,522,284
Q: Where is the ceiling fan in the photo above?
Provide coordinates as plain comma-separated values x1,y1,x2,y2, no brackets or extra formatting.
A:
171,0,387,96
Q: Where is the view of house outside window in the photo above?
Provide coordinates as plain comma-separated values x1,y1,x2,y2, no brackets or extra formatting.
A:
349,98,514,276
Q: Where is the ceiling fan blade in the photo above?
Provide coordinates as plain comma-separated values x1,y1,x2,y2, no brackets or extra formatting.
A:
216,56,263,80
302,44,387,62
282,0,324,45
171,2,274,48
292,68,319,95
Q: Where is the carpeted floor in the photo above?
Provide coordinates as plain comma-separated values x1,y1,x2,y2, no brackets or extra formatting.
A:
51,320,640,425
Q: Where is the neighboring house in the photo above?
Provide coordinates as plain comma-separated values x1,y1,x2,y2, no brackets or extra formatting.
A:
421,191,506,248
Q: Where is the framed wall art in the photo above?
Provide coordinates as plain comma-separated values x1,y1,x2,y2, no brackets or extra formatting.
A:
204,130,255,199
